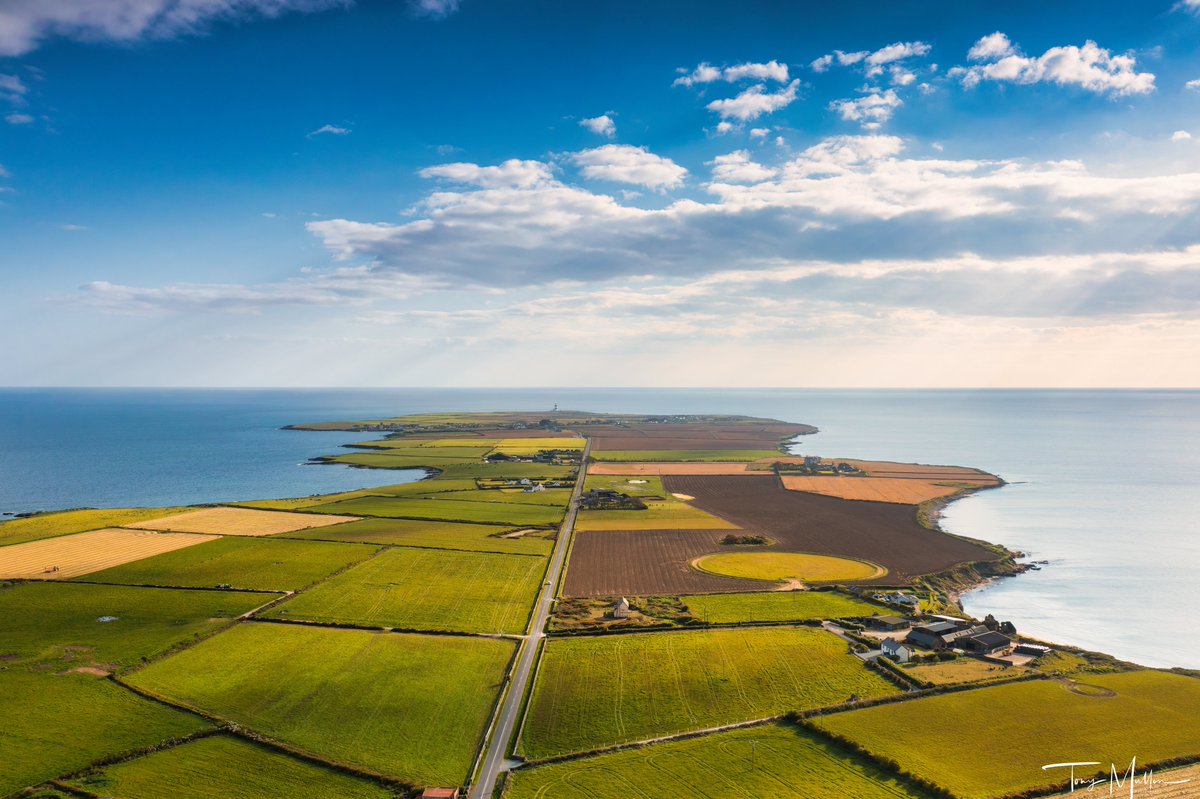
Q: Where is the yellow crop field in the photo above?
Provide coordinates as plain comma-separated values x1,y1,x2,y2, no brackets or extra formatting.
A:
0,528,218,579
781,476,966,504
693,551,886,583
127,507,358,537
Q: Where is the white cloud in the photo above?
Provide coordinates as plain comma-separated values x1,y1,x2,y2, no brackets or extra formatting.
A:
410,0,459,17
750,127,770,138
420,158,554,189
0,0,346,56
308,123,350,137
571,144,687,189
829,88,902,127
60,224,87,231
812,42,930,77
579,114,616,138
810,54,833,73
1186,78,1200,92
0,73,27,97
890,66,916,86
708,151,777,183
6,113,33,125
1172,130,1193,141
714,121,736,135
863,41,931,76
674,60,789,87
955,35,1155,96
968,32,1014,61
706,79,799,121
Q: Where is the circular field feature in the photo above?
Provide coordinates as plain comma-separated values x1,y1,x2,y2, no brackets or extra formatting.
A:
692,551,886,583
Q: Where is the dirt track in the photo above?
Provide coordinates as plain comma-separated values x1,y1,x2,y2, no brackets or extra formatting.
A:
662,475,1001,583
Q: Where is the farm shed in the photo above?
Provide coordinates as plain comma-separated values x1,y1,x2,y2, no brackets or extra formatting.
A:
959,631,1013,656
1015,643,1053,657
420,789,461,799
906,622,961,650
613,597,631,618
866,615,910,631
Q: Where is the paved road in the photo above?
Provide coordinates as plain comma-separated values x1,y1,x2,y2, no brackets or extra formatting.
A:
469,440,591,799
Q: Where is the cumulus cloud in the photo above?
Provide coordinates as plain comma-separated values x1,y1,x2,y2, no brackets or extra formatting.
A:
571,144,687,189
307,123,350,137
420,158,554,189
706,79,800,121
579,114,616,138
674,60,789,87
1186,79,1200,92
0,0,346,56
953,34,1155,96
812,42,931,77
708,151,777,183
968,32,1014,61
1172,130,1193,141
829,88,902,128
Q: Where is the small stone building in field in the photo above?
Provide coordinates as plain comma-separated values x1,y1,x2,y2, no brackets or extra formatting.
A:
613,597,631,618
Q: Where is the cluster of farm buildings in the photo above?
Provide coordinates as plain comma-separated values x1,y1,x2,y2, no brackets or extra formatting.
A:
860,602,1052,665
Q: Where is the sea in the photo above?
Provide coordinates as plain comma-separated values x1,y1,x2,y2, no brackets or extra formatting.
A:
1,388,1197,670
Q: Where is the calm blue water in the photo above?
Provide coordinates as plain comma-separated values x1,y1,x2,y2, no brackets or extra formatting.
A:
1,388,1197,669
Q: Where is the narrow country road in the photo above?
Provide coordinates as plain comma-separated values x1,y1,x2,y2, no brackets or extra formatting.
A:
469,439,590,799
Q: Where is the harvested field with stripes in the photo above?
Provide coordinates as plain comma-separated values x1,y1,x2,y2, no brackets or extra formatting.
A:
781,476,967,504
128,506,357,537
518,626,898,760
841,460,1001,484
0,528,217,579
583,421,814,451
663,475,1001,582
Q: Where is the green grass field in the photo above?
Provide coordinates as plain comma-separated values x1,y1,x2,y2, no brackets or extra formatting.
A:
0,671,209,796
78,536,379,592
519,627,898,760
694,552,884,582
302,495,565,526
0,582,271,671
429,488,573,506
436,461,575,480
0,507,190,547
590,450,781,462
264,547,545,634
126,623,516,786
813,671,1200,799
575,498,737,531
67,734,400,799
505,723,932,799
284,516,553,556
682,591,885,624
583,474,670,496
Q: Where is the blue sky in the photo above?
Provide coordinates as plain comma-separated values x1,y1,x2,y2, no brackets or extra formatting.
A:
2,0,1200,386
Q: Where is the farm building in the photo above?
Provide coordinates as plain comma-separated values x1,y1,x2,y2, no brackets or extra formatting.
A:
1015,642,1053,657
906,622,963,650
420,789,460,799
874,592,920,608
866,615,911,632
959,631,1013,656
613,597,631,618
881,637,913,663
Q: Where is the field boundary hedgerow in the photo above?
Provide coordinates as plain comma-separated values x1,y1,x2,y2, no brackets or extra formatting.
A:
245,614,524,641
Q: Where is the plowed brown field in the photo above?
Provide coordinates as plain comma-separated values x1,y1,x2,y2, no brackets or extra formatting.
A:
584,422,813,451
588,462,752,476
780,476,966,504
128,507,357,537
663,475,1000,583
563,529,776,596
0,528,218,579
